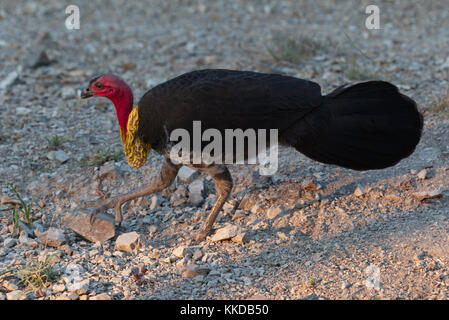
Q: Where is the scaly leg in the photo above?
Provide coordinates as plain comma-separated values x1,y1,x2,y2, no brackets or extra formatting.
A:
81,158,180,224
193,165,233,242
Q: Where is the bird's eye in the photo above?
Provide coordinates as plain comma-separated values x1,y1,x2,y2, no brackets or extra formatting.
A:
94,82,104,89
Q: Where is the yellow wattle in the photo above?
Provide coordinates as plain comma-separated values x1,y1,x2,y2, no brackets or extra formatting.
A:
121,106,151,168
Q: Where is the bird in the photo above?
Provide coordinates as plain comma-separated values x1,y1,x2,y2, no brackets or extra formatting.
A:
80,69,423,243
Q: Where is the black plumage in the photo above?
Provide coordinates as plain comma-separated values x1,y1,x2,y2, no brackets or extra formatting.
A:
137,69,422,170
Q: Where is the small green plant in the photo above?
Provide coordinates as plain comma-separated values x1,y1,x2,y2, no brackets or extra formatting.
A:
1,255,59,292
267,34,327,64
8,184,34,236
309,278,316,288
11,205,20,237
80,148,123,167
46,135,67,150
427,90,449,118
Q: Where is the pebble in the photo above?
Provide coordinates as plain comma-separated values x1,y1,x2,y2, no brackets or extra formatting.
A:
192,249,203,260
0,67,20,90
210,225,240,242
35,228,66,248
173,246,189,258
3,238,17,248
89,293,111,300
6,290,27,300
182,264,210,278
177,166,200,184
417,169,428,180
266,206,283,219
61,87,77,99
64,209,115,243
188,178,204,205
3,280,18,291
53,283,66,293
231,232,249,244
115,232,142,252
354,186,365,197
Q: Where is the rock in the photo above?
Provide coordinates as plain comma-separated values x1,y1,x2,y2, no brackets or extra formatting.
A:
354,186,365,197
182,264,210,278
185,41,196,53
277,231,288,240
440,57,449,69
417,169,428,180
192,249,203,260
6,290,27,300
115,231,142,252
251,204,262,214
61,87,77,99
64,209,115,242
266,206,283,219
54,150,70,163
232,210,246,221
238,194,255,210
177,166,200,184
17,221,34,237
52,283,66,293
148,225,157,236
231,232,249,244
188,179,204,205
173,246,189,258
412,189,443,201
29,50,53,69
204,55,217,64
3,238,17,248
63,263,89,294
0,67,20,90
89,293,111,300
341,281,351,290
2,280,18,291
67,292,80,300
18,230,30,244
35,228,66,248
246,294,268,300
194,275,205,283
210,225,240,242
149,195,159,210
67,281,89,295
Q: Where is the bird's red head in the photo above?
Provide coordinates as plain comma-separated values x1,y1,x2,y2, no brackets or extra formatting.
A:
81,74,134,140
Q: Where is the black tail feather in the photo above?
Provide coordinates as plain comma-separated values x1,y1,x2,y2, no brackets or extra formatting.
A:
281,81,423,170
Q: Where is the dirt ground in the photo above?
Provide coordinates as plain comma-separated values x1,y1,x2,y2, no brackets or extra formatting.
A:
0,0,448,300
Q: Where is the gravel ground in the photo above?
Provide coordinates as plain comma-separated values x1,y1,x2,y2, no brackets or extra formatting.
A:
0,0,449,300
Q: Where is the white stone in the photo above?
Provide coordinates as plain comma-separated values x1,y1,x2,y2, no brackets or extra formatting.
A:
178,166,199,183
266,206,283,219
115,231,142,252
173,246,188,258
210,225,240,242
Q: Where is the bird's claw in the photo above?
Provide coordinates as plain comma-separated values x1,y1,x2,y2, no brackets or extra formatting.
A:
81,197,123,226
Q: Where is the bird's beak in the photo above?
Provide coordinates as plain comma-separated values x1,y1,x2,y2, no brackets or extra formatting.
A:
80,87,95,99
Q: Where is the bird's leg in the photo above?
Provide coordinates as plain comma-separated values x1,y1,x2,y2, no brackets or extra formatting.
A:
81,158,180,224
193,165,233,243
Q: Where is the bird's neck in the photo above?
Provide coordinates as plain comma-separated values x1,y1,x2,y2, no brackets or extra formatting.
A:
111,87,134,142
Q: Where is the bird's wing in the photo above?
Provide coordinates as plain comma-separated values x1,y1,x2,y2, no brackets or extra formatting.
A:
137,69,323,149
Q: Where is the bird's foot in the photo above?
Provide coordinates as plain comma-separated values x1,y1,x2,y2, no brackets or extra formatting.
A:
81,197,123,225
80,198,110,210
